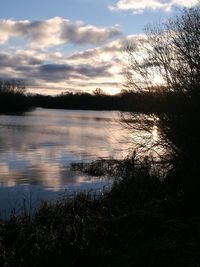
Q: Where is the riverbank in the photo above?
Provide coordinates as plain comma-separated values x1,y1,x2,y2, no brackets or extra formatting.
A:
0,157,199,267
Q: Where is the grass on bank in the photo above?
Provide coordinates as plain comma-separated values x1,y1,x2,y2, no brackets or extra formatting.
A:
0,156,200,267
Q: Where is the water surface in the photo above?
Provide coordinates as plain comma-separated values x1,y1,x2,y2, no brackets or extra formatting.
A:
0,108,135,215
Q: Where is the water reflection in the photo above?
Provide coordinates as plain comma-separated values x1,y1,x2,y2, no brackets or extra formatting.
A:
0,109,134,214
0,108,162,214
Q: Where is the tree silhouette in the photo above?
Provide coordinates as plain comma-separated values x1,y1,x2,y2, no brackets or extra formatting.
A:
0,79,26,94
124,6,200,211
0,79,28,112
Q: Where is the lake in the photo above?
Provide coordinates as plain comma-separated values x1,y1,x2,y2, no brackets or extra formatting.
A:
0,108,139,216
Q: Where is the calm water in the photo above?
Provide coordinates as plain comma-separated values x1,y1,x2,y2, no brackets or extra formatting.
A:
0,108,136,216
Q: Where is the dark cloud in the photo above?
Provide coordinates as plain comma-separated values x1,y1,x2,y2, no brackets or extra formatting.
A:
77,64,112,77
0,50,113,85
38,63,112,81
39,64,74,73
0,53,42,68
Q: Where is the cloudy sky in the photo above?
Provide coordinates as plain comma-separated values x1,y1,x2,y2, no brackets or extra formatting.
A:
0,0,198,95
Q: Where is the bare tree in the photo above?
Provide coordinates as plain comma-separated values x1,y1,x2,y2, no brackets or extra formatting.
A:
125,6,200,94
93,88,105,96
0,79,26,95
123,5,200,208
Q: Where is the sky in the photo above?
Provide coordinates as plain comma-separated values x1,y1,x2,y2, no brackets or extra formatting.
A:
0,0,199,95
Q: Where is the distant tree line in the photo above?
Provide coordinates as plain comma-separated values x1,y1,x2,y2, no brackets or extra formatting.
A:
28,89,190,112
0,79,192,113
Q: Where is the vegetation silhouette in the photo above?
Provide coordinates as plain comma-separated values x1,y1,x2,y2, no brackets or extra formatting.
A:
1,155,200,267
123,5,200,211
0,80,31,113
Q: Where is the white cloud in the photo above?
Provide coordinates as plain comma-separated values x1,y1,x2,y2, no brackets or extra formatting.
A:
0,17,121,48
0,35,142,94
110,0,199,13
